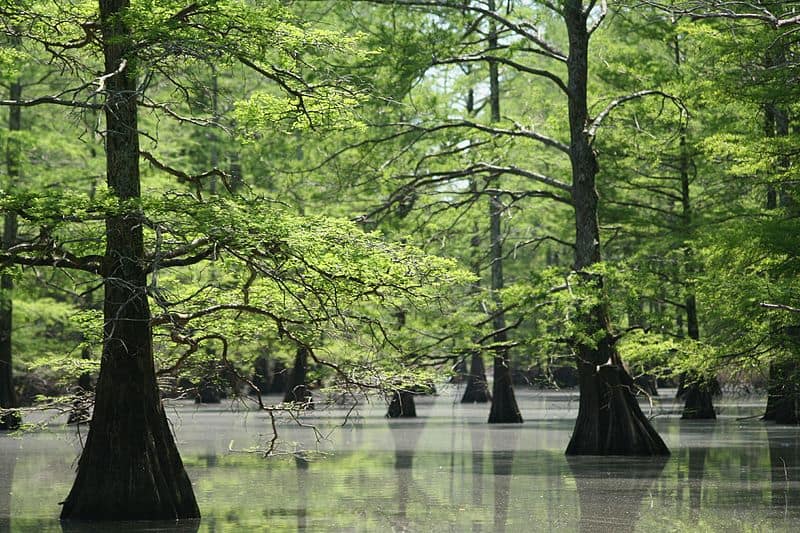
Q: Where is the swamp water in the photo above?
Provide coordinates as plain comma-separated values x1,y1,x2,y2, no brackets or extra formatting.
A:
1,389,799,532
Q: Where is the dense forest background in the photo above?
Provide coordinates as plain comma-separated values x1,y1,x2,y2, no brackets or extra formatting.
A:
0,0,798,521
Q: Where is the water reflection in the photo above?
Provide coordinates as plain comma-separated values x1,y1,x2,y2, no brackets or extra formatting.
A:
470,424,485,533
767,425,800,519
5,391,800,531
567,456,668,533
59,520,200,533
390,419,424,532
678,420,713,515
295,455,309,531
490,429,518,532
0,439,17,533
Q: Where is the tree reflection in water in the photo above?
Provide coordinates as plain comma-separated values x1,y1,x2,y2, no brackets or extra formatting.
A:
490,428,518,532
0,438,16,533
390,418,425,531
678,420,713,516
767,425,800,521
567,456,667,533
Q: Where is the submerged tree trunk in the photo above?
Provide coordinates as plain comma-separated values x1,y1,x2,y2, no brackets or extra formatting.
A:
60,0,199,520
675,109,717,418
270,359,289,394
485,1,522,425
462,350,491,403
564,2,668,455
486,193,521,423
764,358,800,425
252,354,270,394
0,74,21,431
387,390,416,418
283,346,313,408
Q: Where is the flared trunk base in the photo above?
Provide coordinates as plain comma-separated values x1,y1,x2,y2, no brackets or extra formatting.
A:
566,364,669,455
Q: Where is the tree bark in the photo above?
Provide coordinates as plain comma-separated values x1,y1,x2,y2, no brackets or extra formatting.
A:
564,1,668,455
461,349,491,403
678,126,717,419
270,359,289,394
387,390,417,418
60,0,199,520
284,346,313,408
485,0,521,424
0,73,21,431
487,195,522,423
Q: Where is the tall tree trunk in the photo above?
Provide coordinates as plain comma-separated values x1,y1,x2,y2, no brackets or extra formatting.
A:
678,127,717,420
0,72,21,431
564,1,668,455
487,193,521,423
60,0,199,520
486,0,522,424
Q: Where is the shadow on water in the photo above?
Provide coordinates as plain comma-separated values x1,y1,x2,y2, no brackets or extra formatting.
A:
567,455,668,533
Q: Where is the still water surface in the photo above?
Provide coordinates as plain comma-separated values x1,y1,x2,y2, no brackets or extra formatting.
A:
1,388,799,532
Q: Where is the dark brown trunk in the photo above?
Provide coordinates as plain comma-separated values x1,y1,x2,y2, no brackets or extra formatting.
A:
284,346,313,408
0,74,21,431
487,195,522,423
765,358,800,424
461,350,491,403
270,359,289,394
60,0,199,520
67,346,93,425
387,390,416,418
252,354,271,394
679,129,717,419
681,376,717,420
485,5,521,422
564,1,668,455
